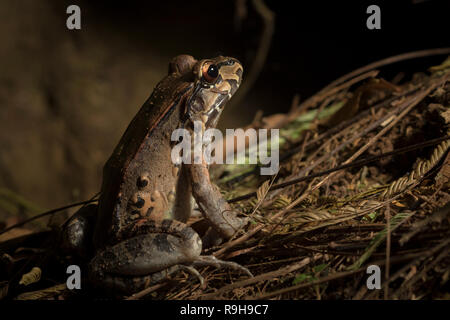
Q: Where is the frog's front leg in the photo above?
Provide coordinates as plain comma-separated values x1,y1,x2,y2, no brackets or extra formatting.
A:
89,219,251,294
188,159,248,245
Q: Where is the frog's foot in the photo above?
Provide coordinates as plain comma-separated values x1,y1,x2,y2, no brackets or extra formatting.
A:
179,265,204,287
90,257,251,295
191,255,253,278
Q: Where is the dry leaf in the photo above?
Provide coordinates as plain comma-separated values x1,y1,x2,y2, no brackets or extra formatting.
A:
19,267,42,286
256,180,271,203
15,283,67,300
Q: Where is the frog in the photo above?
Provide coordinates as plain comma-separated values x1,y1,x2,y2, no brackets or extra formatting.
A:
61,54,251,294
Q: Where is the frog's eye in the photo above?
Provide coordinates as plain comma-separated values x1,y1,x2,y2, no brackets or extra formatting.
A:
202,63,219,83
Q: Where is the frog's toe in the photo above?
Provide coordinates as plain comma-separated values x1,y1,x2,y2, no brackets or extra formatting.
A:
179,265,205,287
192,255,253,278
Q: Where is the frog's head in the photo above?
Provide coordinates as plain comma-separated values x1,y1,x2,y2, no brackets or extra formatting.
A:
186,56,243,128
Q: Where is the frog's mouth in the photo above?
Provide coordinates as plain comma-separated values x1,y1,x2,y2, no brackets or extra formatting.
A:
186,83,232,129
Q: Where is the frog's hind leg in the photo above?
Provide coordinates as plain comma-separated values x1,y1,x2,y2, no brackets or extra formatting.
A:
93,264,206,295
88,219,203,293
94,265,180,294
89,219,252,294
94,256,252,295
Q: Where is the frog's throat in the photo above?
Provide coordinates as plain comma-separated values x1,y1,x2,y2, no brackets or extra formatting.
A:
185,83,230,129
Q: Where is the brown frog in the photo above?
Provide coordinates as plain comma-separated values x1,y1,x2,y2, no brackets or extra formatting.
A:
62,55,250,293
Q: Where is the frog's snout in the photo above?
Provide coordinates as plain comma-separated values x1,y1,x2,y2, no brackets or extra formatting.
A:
226,57,243,85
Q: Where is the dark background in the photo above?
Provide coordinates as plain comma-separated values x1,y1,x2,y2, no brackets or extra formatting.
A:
0,0,448,216
83,0,450,124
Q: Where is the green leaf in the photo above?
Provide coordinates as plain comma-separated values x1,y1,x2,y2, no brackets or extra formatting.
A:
292,273,310,285
313,263,328,274
362,211,378,222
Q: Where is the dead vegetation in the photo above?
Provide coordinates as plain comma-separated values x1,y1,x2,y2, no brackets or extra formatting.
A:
1,51,450,300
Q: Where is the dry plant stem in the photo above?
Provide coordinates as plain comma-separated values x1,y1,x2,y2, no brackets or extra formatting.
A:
249,174,277,218
0,197,99,237
273,172,432,247
364,238,450,299
288,89,417,158
276,87,421,168
200,253,322,299
295,84,431,181
215,173,320,257
325,70,380,98
214,221,269,257
384,204,391,300
224,245,260,259
395,241,450,291
168,280,203,300
253,268,364,300
275,100,408,198
394,247,450,298
297,48,450,111
415,193,441,208
297,131,311,163
265,75,447,225
256,251,428,300
352,282,369,300
326,74,447,175
293,69,380,121
225,87,418,190
399,201,450,246
126,283,166,300
264,100,427,236
229,134,450,203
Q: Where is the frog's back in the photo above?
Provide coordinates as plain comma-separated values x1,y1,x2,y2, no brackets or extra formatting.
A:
94,70,194,247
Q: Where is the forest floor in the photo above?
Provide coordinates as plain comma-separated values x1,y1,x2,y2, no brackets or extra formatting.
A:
1,52,449,300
